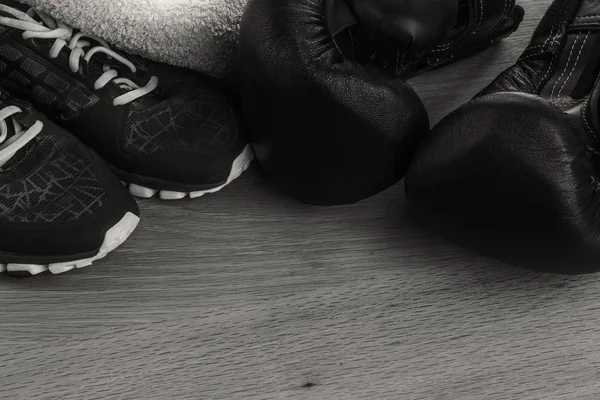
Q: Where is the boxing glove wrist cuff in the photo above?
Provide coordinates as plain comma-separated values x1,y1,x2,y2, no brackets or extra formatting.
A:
328,0,524,78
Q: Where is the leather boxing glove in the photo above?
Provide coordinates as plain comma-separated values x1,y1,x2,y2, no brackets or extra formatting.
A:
239,0,523,205
406,0,600,273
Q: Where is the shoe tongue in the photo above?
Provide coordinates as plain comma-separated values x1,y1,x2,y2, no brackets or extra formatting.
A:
86,54,107,75
83,51,141,90
79,37,151,88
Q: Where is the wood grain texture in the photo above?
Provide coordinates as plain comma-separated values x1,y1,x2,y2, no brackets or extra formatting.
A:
4,1,600,399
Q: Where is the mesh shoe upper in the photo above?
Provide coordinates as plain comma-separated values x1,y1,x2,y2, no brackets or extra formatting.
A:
124,81,241,157
0,90,139,260
0,41,100,116
0,130,105,223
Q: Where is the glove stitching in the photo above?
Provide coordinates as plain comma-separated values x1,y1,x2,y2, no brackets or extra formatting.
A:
430,43,457,55
431,0,500,54
431,0,509,68
550,32,580,98
495,0,511,33
586,145,600,156
432,43,454,51
525,43,554,53
401,56,419,74
433,0,486,66
583,102,594,138
475,0,510,32
569,21,600,26
523,25,556,61
522,38,561,59
558,32,590,98
552,97,579,105
486,0,512,41
538,53,558,94
478,0,485,29
581,73,600,148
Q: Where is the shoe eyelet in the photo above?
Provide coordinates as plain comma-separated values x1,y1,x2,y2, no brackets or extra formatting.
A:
58,110,74,120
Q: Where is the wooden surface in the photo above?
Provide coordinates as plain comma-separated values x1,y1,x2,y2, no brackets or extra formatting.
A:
4,1,600,399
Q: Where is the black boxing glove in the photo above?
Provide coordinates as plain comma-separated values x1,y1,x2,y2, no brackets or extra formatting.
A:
406,0,600,273
239,0,523,205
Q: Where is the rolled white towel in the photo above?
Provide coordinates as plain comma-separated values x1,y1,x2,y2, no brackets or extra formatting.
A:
20,0,246,82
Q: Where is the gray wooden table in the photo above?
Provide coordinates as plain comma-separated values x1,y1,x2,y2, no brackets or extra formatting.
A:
4,1,600,399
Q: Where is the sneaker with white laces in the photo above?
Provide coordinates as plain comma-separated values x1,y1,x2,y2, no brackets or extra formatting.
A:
0,1,253,201
0,89,140,277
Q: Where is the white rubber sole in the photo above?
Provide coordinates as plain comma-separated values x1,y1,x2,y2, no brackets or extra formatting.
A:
126,144,254,200
0,212,140,276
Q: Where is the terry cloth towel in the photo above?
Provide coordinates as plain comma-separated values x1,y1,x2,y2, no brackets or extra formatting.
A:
20,0,246,83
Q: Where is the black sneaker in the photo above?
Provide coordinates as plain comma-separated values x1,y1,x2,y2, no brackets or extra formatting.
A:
0,2,253,200
0,91,140,277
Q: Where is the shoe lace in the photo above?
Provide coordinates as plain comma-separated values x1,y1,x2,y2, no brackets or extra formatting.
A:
0,105,42,167
0,5,159,106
